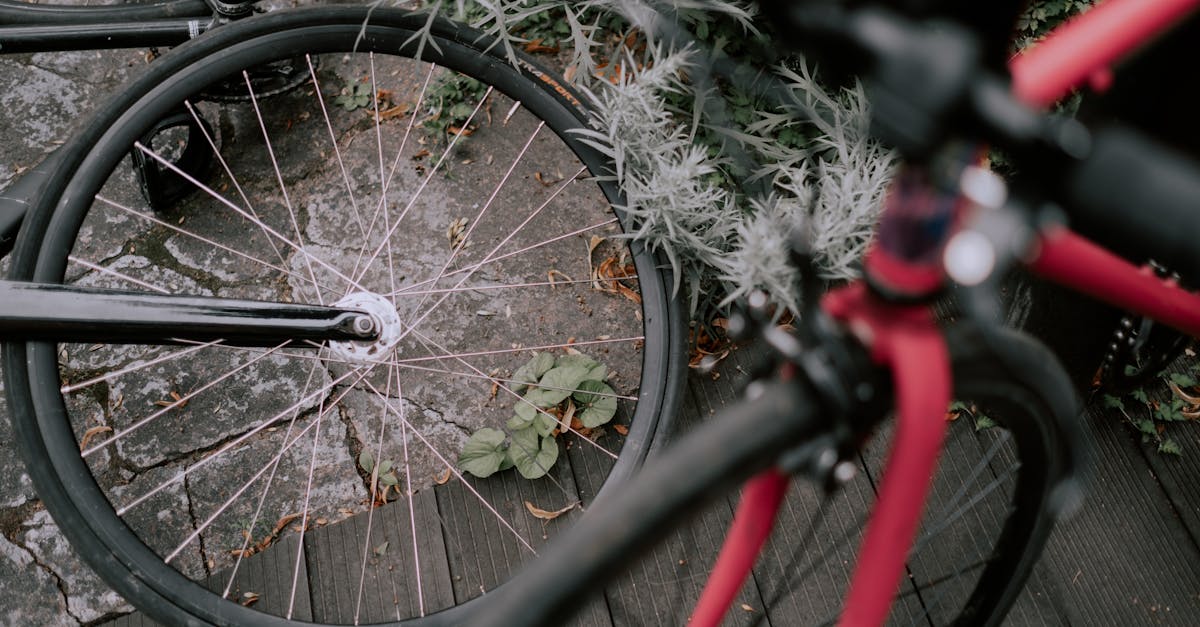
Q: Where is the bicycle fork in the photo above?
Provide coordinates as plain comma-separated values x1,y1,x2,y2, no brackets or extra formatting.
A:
689,281,951,626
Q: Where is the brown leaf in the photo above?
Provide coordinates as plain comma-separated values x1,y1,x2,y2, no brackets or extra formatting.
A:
741,604,755,613
379,103,410,120
524,500,577,520
560,399,576,432
616,283,642,304
447,125,474,137
523,38,560,55
1169,381,1200,405
613,424,629,436
241,592,260,607
271,513,302,538
79,425,113,450
534,171,560,187
412,148,431,160
434,467,453,485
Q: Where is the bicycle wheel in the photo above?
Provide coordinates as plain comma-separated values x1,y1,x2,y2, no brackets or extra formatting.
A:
483,323,1079,626
3,7,684,625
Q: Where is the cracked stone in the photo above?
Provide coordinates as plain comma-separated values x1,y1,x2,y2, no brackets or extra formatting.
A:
341,388,470,493
106,348,330,468
20,509,131,622
109,463,206,580
0,383,35,509
0,533,71,625
185,411,365,574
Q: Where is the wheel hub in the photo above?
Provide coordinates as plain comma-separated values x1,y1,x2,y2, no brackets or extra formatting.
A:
328,292,403,363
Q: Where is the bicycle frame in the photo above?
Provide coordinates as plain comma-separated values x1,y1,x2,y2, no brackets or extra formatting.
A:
0,0,219,52
0,0,374,345
692,0,1200,625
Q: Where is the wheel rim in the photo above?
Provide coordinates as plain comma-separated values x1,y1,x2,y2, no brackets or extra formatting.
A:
745,379,1055,626
15,11,675,625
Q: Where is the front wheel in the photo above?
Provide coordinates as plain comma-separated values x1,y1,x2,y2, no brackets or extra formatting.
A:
482,323,1080,626
4,7,685,625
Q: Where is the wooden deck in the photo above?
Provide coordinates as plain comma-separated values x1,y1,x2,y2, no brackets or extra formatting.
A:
110,335,1200,626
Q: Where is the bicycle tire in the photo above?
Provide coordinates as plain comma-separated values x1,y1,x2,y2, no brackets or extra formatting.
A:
3,7,685,625
483,323,1079,626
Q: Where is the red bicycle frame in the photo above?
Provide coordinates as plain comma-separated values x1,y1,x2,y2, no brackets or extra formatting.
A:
690,0,1200,625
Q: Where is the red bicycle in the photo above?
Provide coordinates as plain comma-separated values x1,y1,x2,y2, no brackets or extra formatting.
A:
480,0,1200,625
5,0,1200,625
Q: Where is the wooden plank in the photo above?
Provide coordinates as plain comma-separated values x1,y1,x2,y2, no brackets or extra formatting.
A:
1021,401,1200,624
303,488,454,622
219,533,312,620
601,379,763,626
434,442,585,604
1131,352,1200,546
101,534,311,625
605,342,769,625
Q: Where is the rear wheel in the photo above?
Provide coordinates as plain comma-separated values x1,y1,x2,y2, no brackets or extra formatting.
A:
4,7,684,625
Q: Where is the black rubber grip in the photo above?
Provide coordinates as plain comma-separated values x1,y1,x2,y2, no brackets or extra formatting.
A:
1064,127,1200,276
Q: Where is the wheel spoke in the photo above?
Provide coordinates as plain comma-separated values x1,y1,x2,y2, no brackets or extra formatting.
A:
182,100,290,270
243,70,325,305
131,142,371,293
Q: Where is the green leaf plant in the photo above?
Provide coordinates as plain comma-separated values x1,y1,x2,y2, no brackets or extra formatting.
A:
1101,363,1200,456
457,351,619,480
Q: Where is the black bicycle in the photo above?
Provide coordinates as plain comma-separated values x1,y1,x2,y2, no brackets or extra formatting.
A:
2,2,687,623
7,1,1200,626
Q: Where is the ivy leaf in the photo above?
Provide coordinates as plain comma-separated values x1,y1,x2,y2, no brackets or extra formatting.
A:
511,353,556,394
529,364,592,407
1131,388,1150,405
974,415,997,432
1101,394,1125,411
458,428,508,478
534,412,558,438
948,400,970,413
574,380,618,428
557,354,607,382
508,400,538,430
358,450,375,473
1159,438,1183,456
509,426,559,479
1169,372,1198,389
1136,419,1157,437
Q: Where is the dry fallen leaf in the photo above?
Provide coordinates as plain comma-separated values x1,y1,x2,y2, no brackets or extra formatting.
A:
534,171,560,187
379,102,410,120
523,38,560,54
154,390,188,409
741,604,755,613
1169,381,1200,405
613,424,629,436
79,425,113,450
560,399,577,432
434,467,453,485
242,592,260,607
524,500,577,520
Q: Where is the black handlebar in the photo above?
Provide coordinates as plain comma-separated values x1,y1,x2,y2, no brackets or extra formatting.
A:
1063,128,1200,275
771,1,1200,278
